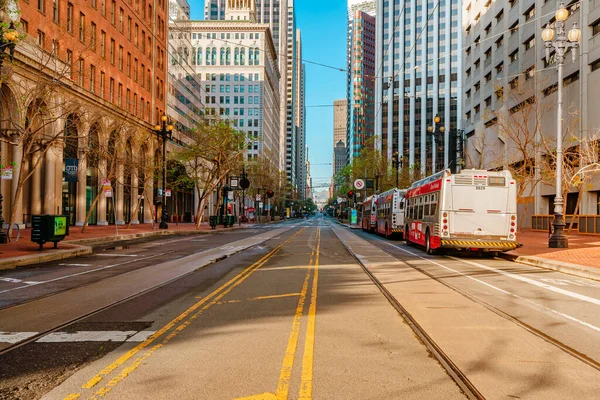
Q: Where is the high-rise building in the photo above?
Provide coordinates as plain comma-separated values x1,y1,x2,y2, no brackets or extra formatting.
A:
347,1,376,163
204,0,292,179
333,99,348,175
1,0,168,229
333,140,347,197
179,1,281,162
296,31,307,199
375,0,462,176
285,3,298,185
462,0,600,223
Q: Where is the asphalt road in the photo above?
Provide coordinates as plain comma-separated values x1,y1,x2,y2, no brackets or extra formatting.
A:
1,218,599,399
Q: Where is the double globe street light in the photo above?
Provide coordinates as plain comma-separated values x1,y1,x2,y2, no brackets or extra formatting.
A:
541,3,580,249
427,114,445,174
154,116,174,229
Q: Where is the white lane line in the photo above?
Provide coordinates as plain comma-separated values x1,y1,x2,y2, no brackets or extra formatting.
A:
0,253,169,295
0,277,24,283
448,256,600,307
59,263,93,267
95,254,139,257
382,242,600,333
0,332,38,343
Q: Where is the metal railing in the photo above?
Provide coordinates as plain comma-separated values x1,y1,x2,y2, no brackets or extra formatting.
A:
532,214,600,235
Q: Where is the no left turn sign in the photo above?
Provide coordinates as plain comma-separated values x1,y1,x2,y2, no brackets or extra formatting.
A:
354,179,365,190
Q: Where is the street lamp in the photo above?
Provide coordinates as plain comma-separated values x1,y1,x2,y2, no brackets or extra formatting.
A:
392,151,403,188
153,116,174,229
542,2,580,249
0,9,20,245
427,114,446,174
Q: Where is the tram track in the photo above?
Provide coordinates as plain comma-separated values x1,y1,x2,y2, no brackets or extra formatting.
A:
331,225,485,400
359,231,600,374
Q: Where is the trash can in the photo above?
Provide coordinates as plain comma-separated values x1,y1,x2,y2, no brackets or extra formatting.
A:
209,216,218,229
31,215,70,249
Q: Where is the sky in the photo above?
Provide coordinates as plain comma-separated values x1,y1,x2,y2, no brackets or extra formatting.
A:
190,0,348,194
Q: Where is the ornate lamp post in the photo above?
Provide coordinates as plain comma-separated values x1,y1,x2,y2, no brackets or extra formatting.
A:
427,114,445,174
153,116,174,229
391,151,403,188
542,2,580,249
0,13,19,245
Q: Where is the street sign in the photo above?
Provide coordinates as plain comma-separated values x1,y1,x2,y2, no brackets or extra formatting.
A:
337,197,343,204
102,179,112,197
256,194,261,201
165,189,172,197
354,179,365,190
1,166,13,180
228,191,233,200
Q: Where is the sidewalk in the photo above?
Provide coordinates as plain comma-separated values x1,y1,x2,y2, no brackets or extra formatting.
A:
0,222,248,270
502,229,600,280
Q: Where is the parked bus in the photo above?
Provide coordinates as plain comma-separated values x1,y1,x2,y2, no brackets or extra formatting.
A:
404,169,519,254
361,195,377,232
376,188,407,238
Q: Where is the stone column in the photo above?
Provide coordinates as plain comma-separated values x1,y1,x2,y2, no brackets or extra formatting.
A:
43,146,57,214
144,176,154,223
130,167,139,224
97,158,108,225
30,145,42,220
76,152,87,226
55,143,64,215
115,163,125,225
10,142,24,227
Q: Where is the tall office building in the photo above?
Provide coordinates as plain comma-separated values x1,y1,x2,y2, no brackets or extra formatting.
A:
333,99,348,145
295,31,307,199
375,0,462,176
285,3,298,186
347,0,376,163
462,0,600,222
204,0,293,180
179,1,281,162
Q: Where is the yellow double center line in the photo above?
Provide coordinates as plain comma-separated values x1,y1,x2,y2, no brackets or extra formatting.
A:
65,228,306,400
275,228,321,400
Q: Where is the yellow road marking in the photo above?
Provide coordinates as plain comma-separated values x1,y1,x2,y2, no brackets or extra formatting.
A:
234,393,281,400
249,293,302,301
64,395,81,400
259,266,311,271
72,228,306,399
299,228,320,400
275,230,317,400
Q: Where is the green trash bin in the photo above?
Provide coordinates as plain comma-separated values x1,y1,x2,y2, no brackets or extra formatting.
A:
209,216,218,229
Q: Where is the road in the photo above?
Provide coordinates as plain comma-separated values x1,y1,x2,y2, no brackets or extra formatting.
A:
0,218,599,399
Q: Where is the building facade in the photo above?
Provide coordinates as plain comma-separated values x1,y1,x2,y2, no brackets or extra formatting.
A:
375,0,462,176
462,0,600,224
333,99,348,174
295,31,307,199
1,0,168,229
347,0,376,163
176,3,281,162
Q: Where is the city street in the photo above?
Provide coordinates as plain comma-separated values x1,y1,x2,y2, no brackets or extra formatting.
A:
0,219,599,399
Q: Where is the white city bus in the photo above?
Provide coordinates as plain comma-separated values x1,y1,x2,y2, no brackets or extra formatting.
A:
361,195,377,232
404,169,519,254
376,188,407,238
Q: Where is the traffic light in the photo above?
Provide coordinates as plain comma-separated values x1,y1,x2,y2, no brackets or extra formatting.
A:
266,190,274,198
347,190,354,198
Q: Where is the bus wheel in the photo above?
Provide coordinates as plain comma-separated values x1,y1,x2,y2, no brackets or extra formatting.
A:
426,232,435,255
405,226,411,245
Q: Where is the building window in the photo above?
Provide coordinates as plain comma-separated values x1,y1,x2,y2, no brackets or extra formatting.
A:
91,23,96,50
135,24,139,46
100,31,106,57
78,58,84,86
510,21,518,36
563,71,580,86
474,104,481,114
485,72,492,82
38,0,45,13
90,64,96,92
53,0,59,23
92,0,97,9
36,30,45,47
593,20,600,37
110,39,115,64
118,83,122,106
119,46,123,70
496,62,504,74
474,81,480,91
495,9,503,23
509,78,519,89
510,0,518,8
79,13,85,42
67,3,73,33
128,17,132,40
496,88,503,100
109,78,114,102
524,6,535,21
591,59,600,72
466,68,471,77
100,72,105,96
525,65,535,80
485,96,492,107
119,8,124,32
509,50,519,63
496,35,504,49
134,59,138,81
524,36,535,51
474,58,480,69
484,23,492,37
111,0,116,25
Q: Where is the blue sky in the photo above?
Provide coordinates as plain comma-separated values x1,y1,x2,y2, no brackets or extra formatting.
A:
190,1,348,194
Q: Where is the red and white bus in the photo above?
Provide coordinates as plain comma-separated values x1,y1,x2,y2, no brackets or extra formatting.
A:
404,169,519,254
376,188,407,238
361,195,377,232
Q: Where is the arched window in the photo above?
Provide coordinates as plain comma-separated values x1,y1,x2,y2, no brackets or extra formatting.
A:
191,48,196,65
240,48,246,65
234,48,240,65
197,47,202,65
220,47,226,65
211,48,217,65
226,47,231,65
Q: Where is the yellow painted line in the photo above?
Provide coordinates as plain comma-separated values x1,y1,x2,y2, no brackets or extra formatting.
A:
234,393,281,400
249,293,302,301
275,231,317,400
78,228,306,395
298,228,320,400
64,394,81,400
259,266,311,271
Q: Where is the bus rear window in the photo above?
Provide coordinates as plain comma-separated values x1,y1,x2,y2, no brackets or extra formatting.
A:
488,176,506,186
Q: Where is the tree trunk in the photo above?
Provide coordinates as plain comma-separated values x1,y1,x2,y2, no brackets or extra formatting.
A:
568,187,583,234
126,188,145,229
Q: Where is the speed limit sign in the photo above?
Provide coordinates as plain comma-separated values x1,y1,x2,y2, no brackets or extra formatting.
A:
354,179,365,190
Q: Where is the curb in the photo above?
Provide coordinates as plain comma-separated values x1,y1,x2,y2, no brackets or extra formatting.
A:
0,245,93,270
499,253,600,282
